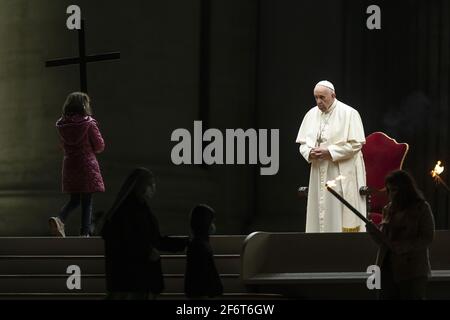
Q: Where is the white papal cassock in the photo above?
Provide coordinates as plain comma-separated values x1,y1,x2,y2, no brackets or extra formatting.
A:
296,99,367,232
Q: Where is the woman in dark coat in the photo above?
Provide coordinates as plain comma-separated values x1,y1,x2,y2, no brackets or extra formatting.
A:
184,204,223,299
49,92,105,237
101,168,186,300
367,170,435,300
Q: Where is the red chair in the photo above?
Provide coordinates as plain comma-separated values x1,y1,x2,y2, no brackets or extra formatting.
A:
360,132,409,225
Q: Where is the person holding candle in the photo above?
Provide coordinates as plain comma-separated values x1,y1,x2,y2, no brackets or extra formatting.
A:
366,170,435,300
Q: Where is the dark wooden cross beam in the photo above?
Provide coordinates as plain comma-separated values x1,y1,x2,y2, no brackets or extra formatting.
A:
45,20,120,93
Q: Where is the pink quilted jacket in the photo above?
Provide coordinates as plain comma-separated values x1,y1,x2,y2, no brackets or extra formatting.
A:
56,115,105,193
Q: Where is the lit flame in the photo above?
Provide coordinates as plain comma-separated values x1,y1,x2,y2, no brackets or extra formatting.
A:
326,180,336,188
326,175,346,188
431,161,444,178
430,161,450,192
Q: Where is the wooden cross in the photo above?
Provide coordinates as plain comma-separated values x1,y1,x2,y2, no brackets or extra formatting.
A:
45,20,120,93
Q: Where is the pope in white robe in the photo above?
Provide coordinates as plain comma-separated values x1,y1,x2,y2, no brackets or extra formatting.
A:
296,80,367,233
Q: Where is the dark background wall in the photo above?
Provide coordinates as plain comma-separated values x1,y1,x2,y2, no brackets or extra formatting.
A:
0,0,448,236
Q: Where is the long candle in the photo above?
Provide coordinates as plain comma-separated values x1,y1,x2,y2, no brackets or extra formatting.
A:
325,185,370,224
326,184,393,249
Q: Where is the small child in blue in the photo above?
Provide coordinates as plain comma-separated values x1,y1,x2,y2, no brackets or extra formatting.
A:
184,204,223,299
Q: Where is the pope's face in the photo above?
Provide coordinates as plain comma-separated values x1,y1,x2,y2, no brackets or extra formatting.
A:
314,85,335,112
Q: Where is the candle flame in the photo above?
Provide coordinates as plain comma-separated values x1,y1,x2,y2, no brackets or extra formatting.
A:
430,160,450,192
431,161,444,178
326,175,346,188
326,180,336,188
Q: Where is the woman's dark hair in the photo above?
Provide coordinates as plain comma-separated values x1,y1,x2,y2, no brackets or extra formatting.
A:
62,92,92,116
116,167,154,205
385,170,425,211
103,168,155,222
98,167,157,239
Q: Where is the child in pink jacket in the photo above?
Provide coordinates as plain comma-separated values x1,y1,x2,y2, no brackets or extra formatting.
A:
49,92,105,237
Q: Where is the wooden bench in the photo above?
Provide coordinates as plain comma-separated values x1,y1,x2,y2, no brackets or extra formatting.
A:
241,231,450,299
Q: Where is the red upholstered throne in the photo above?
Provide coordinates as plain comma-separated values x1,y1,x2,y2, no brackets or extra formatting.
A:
360,132,409,225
